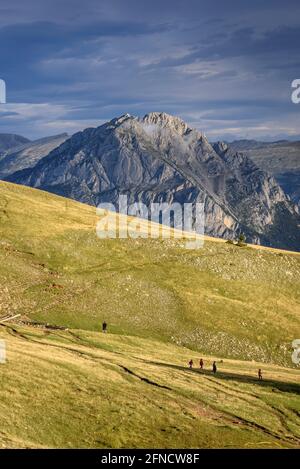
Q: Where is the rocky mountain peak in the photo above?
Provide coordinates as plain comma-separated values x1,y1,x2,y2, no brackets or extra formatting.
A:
140,112,192,136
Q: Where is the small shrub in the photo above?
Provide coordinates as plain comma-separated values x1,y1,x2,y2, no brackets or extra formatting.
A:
236,233,247,247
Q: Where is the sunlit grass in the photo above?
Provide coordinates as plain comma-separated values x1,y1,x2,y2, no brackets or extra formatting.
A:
0,325,299,448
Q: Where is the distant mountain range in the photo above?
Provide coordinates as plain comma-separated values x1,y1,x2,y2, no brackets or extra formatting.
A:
2,113,300,251
228,139,300,206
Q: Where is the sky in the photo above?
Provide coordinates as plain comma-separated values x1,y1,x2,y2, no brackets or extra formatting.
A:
1,0,300,141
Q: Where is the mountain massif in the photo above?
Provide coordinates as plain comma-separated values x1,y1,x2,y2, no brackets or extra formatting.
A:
4,113,300,251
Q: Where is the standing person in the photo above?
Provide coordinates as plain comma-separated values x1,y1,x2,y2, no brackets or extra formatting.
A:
188,359,193,369
258,368,263,380
199,358,204,369
102,321,107,333
212,361,217,374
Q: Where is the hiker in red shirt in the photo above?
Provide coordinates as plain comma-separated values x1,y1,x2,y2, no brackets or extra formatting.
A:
188,359,193,369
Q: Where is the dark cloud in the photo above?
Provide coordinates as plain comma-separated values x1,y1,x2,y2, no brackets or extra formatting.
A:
1,0,300,140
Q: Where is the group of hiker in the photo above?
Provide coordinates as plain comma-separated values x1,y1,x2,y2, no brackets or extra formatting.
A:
102,322,263,381
188,358,217,373
188,358,263,380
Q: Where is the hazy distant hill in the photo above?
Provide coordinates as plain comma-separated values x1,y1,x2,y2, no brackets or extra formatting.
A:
228,139,300,205
0,133,30,154
0,133,69,178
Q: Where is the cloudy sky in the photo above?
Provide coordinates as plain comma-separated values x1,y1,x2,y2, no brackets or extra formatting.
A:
1,0,300,140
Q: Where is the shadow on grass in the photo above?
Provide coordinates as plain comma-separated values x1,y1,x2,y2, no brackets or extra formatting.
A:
146,361,300,395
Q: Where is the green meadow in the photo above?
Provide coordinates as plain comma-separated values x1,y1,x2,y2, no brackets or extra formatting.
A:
0,181,299,448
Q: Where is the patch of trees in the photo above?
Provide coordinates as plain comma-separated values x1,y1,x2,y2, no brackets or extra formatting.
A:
226,233,247,247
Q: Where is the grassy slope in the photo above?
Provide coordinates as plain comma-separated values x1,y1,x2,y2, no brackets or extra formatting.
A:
0,181,299,366
0,181,299,448
0,324,299,448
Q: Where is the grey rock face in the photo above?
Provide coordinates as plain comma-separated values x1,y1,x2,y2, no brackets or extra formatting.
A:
0,133,69,178
6,113,300,250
